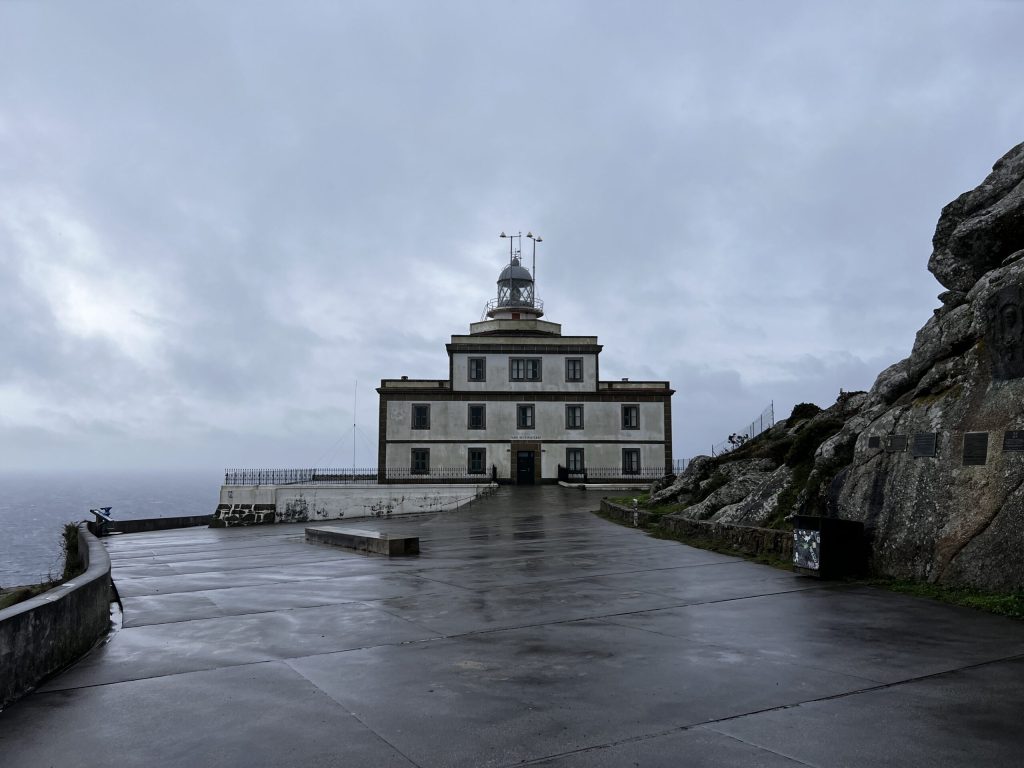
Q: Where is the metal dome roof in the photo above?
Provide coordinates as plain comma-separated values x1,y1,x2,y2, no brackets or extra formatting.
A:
497,263,534,283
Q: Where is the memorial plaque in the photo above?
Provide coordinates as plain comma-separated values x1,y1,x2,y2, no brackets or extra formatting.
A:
867,436,881,449
963,432,989,466
885,435,908,453
912,432,937,458
1004,431,1024,452
793,529,820,571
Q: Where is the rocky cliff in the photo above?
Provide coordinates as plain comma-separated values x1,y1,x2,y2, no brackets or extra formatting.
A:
649,142,1024,592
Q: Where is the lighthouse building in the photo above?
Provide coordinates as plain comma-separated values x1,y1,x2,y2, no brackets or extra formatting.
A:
376,236,674,484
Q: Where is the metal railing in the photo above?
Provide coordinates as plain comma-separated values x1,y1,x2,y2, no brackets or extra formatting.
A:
711,401,775,457
483,296,544,317
223,467,497,486
556,465,668,483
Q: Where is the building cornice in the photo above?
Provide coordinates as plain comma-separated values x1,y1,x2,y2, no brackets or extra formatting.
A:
377,389,674,401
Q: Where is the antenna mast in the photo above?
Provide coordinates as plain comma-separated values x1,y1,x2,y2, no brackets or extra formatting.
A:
352,381,357,469
527,231,542,288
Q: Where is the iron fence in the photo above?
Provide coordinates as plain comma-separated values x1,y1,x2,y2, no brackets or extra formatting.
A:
223,467,496,485
556,465,668,483
711,401,775,457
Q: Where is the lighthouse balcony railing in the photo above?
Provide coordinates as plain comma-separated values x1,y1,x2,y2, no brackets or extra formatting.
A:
485,296,543,313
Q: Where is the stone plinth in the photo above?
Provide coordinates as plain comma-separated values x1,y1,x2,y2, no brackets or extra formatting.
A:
305,526,420,556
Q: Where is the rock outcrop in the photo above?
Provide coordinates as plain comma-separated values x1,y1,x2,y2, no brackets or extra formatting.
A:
648,142,1024,592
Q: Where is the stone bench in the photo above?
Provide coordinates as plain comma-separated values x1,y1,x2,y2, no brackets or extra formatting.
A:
304,526,420,556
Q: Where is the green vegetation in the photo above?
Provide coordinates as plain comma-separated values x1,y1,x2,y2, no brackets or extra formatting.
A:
769,417,847,527
608,494,685,518
787,402,822,424
0,583,53,610
865,578,1024,620
61,522,83,581
649,527,794,571
0,523,85,611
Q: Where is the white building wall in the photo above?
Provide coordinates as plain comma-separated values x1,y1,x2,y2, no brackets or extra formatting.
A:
386,400,664,442
384,442,665,476
451,353,598,393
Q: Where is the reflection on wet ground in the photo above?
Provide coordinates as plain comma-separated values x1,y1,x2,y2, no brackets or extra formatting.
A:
2,485,1024,767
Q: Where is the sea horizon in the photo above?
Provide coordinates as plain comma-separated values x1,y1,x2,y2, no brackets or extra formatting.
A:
0,468,224,588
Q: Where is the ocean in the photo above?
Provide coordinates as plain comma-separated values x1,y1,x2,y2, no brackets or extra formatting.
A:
0,470,222,588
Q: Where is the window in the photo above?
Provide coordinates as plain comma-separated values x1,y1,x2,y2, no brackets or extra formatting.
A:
517,403,535,429
565,404,584,430
621,404,640,430
510,357,542,381
468,404,486,430
468,448,486,475
468,357,486,382
566,447,584,472
622,448,641,475
411,448,430,474
565,358,583,382
412,404,430,430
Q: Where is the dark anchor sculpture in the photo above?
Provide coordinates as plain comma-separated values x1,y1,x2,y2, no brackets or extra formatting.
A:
984,283,1024,380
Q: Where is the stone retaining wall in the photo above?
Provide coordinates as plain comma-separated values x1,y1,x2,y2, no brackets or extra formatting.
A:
87,515,213,535
214,483,496,527
600,499,793,561
0,524,112,710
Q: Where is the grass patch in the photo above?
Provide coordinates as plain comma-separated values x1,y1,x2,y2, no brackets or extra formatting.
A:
608,494,649,506
598,507,794,572
607,495,685,518
649,527,794,570
864,578,1024,620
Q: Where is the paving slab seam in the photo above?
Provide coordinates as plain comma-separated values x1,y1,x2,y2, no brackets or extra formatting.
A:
511,652,1024,768
350,588,855,651
402,559,775,594
282,659,427,768
119,599,367,628
38,629,455,695
692,725,823,768
111,570,392,596
512,720,819,767
701,650,1024,725
611,580,832,603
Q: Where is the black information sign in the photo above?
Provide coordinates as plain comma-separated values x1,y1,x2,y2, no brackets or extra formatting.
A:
867,436,881,449
912,432,938,458
963,432,989,466
1004,431,1024,452
886,435,908,453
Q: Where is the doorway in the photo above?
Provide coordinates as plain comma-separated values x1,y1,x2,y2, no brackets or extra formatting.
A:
516,451,536,485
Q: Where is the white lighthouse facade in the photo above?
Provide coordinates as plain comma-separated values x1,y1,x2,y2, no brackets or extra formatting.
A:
377,235,674,484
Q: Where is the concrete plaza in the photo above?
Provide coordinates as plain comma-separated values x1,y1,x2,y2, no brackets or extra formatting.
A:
2,486,1023,767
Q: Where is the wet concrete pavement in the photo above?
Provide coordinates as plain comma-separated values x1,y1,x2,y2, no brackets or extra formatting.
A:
2,485,1023,767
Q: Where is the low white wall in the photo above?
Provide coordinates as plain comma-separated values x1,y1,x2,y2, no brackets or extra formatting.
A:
220,483,495,523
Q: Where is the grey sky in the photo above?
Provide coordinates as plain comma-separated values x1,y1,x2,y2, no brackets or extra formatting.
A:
1,1,1022,470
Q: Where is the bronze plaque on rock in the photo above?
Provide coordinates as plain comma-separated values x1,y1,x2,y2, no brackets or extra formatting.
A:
867,436,881,449
963,432,989,466
1004,431,1024,452
912,433,937,457
886,435,908,453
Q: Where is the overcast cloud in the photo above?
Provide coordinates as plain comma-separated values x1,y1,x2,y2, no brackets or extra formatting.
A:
1,1,1022,471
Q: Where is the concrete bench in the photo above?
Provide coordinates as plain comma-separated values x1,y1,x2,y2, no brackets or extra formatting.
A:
304,526,420,556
